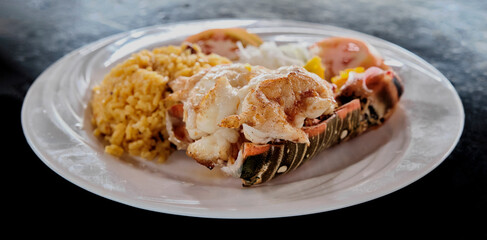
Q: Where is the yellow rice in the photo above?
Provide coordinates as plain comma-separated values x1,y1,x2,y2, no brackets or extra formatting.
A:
91,43,231,162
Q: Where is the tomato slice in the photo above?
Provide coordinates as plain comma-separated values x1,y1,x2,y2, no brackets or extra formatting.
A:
309,37,389,80
185,28,263,60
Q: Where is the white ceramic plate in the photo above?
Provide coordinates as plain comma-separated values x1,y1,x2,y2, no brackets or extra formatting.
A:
22,19,464,218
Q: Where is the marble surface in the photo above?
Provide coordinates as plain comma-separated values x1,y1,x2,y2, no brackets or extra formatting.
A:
1,0,485,236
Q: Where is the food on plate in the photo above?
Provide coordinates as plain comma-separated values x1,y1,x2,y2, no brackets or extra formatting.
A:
90,27,403,186
335,67,403,130
91,43,230,161
303,56,326,79
166,64,336,169
236,41,310,69
166,62,403,186
331,66,365,89
239,66,403,185
309,37,389,80
185,28,263,60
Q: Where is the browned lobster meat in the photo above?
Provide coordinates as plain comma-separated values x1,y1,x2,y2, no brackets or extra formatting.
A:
165,29,403,186
165,64,402,186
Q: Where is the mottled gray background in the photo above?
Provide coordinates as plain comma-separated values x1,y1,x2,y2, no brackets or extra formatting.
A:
1,0,485,236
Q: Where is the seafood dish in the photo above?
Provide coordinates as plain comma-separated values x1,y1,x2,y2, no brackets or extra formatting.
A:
91,27,403,186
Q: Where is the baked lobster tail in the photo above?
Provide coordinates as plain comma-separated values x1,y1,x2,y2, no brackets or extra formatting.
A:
238,67,403,186
166,29,404,187
166,64,403,186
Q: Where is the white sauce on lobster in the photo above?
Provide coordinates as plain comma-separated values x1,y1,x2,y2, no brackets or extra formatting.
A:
168,63,336,166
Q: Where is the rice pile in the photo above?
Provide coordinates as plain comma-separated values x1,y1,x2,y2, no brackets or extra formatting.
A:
91,43,231,162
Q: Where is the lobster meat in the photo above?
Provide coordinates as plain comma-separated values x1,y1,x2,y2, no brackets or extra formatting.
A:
165,29,403,186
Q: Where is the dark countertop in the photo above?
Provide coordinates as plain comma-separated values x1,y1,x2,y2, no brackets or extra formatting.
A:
2,0,485,236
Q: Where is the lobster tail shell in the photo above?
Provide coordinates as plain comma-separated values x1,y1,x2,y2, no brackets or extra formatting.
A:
240,99,361,186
